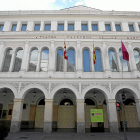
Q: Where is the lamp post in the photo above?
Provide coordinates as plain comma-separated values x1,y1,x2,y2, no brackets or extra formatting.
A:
119,90,127,140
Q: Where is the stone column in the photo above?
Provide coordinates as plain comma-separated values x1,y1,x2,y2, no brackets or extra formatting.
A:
98,21,105,31
135,99,140,126
10,99,23,132
44,99,53,133
111,21,116,31
16,21,21,31
51,20,57,31
128,42,137,72
134,22,139,32
9,50,16,72
88,21,92,31
3,21,11,31
122,22,129,31
40,21,44,31
27,21,34,31
64,20,67,31
20,41,29,71
75,20,81,31
107,99,119,133
36,51,41,72
77,99,85,133
0,41,5,71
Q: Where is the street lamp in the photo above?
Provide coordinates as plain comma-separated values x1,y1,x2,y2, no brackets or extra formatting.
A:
63,88,67,97
93,89,96,97
3,88,7,97
33,89,36,97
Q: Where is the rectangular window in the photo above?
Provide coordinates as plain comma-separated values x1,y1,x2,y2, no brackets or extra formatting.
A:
81,24,88,31
115,24,121,31
34,24,40,31
92,24,98,31
0,24,4,31
11,24,17,31
44,24,51,31
105,24,111,31
129,24,134,32
21,24,27,31
139,25,140,31
68,24,74,31
58,24,64,31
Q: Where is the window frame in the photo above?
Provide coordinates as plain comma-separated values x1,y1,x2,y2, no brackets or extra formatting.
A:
44,24,51,31
92,24,98,31
81,24,88,31
68,24,74,31
11,24,17,31
21,24,27,31
129,24,134,32
115,24,121,32
105,24,111,31
57,23,64,31
0,24,4,31
34,24,40,31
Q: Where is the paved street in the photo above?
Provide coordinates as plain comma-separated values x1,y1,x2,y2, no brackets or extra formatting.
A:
5,132,140,140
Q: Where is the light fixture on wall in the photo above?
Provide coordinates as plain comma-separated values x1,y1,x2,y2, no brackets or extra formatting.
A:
122,90,127,101
33,88,36,97
93,89,96,98
63,88,67,97
3,88,7,97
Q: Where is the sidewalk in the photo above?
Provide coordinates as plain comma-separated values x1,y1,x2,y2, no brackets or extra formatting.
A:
5,132,140,140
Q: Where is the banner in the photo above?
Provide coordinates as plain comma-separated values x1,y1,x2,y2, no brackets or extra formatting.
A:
90,109,104,122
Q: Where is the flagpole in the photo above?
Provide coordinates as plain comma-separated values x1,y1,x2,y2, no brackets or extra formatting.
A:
93,39,95,78
121,40,123,78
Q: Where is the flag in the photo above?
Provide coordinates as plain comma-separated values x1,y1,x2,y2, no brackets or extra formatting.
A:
112,56,117,70
121,41,129,61
64,42,68,60
93,44,96,64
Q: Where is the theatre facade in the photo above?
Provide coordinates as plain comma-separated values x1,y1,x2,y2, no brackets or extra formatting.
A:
0,5,140,133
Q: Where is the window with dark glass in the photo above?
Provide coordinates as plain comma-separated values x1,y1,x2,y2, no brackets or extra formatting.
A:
21,24,27,31
115,24,121,31
11,24,17,31
94,49,103,72
108,49,117,71
139,25,140,31
40,49,49,71
68,24,74,31
34,24,40,31
57,49,63,71
0,24,4,31
133,49,140,71
2,49,13,72
119,49,130,71
58,24,64,31
44,24,51,31
129,24,134,32
67,49,75,72
81,24,88,31
92,24,98,31
83,49,90,72
105,24,111,31
29,49,38,71
13,49,23,72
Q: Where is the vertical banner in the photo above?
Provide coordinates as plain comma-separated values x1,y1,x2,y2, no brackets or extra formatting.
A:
90,109,104,122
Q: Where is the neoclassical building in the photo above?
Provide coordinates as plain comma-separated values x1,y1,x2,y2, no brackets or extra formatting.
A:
0,5,140,133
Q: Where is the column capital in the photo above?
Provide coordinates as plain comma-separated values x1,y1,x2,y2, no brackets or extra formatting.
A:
45,99,53,102
106,99,116,103
128,41,132,46
77,40,81,44
76,99,85,103
50,40,55,44
13,98,23,102
102,41,107,45
0,41,4,45
25,40,29,45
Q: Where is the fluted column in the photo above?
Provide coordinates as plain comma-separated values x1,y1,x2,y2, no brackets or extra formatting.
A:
36,51,41,72
20,41,29,71
10,99,23,132
107,99,119,133
9,50,16,72
128,41,137,72
0,41,5,71
44,99,53,133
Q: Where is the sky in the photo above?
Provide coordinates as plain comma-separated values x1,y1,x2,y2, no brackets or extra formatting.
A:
0,0,140,11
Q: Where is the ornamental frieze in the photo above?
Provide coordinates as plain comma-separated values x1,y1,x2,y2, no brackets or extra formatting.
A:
0,82,19,91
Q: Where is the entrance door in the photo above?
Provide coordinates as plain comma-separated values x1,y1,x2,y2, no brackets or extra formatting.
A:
35,106,44,128
58,106,75,128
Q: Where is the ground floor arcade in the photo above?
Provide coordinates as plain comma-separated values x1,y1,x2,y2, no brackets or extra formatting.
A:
0,81,140,133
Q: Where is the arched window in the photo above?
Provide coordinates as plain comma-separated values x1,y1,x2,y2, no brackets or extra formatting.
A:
40,49,49,71
124,98,135,105
84,99,95,105
119,49,130,71
2,49,13,72
38,98,45,105
94,49,103,72
108,49,117,71
67,49,75,72
29,49,38,71
133,49,140,71
83,49,90,72
13,49,23,72
60,98,74,105
56,49,63,71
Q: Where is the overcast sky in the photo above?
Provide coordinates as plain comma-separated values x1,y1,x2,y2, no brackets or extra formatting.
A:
0,0,139,11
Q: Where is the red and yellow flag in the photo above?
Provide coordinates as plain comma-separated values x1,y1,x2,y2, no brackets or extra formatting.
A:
64,42,68,60
93,44,96,64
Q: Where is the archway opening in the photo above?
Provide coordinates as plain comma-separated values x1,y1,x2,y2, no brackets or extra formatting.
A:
0,88,14,128
53,88,76,132
115,88,139,131
84,88,108,132
21,88,45,131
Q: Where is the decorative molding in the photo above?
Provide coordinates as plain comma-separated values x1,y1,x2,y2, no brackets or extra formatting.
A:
20,82,49,91
81,83,110,92
111,83,139,92
50,83,79,92
0,82,19,91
